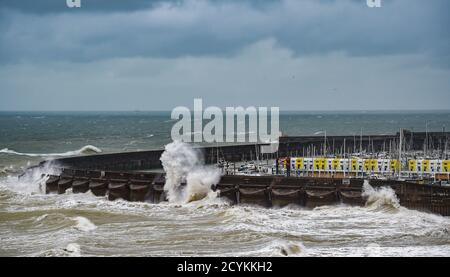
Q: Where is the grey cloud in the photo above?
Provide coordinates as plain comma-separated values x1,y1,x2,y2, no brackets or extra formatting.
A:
0,0,449,111
0,0,449,64
0,0,159,14
1,39,449,111
0,0,278,14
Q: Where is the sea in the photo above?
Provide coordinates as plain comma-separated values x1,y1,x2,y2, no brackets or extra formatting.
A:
1,111,450,257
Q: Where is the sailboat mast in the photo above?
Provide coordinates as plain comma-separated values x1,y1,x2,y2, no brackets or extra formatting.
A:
445,134,448,160
425,122,429,156
399,128,403,177
360,128,363,156
343,138,347,177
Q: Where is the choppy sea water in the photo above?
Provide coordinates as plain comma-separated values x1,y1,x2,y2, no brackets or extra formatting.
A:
1,111,450,257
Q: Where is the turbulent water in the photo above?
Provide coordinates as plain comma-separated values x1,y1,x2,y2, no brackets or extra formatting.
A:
1,111,450,257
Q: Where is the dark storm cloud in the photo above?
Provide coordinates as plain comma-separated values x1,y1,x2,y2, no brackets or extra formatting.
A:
0,0,449,64
0,0,449,111
0,0,158,13
0,0,278,13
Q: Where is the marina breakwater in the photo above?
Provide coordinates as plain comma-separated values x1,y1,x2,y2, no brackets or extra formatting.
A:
22,132,450,216
34,132,450,172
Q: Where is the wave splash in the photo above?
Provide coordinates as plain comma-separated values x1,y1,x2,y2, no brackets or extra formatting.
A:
362,180,401,211
160,141,222,203
0,145,102,158
0,161,61,194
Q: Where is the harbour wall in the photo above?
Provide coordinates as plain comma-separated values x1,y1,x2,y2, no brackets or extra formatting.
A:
46,132,449,171
43,169,450,216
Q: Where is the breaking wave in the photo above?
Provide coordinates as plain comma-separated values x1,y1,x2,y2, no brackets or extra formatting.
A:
72,216,97,232
0,145,102,158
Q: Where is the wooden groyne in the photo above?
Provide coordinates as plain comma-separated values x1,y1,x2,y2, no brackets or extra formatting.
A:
42,168,450,216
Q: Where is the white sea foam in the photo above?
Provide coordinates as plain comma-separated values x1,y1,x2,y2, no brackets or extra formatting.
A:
2,147,450,257
0,145,102,158
2,178,450,257
34,214,49,222
64,243,81,257
72,216,97,232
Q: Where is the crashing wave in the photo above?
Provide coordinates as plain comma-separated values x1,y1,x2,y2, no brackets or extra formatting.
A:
160,141,222,203
72,216,97,232
0,145,102,158
362,180,401,211
1,161,62,194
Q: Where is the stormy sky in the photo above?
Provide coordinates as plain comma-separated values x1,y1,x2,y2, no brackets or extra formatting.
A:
0,0,449,111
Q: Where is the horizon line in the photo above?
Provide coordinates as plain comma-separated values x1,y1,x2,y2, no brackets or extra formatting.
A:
1,109,450,113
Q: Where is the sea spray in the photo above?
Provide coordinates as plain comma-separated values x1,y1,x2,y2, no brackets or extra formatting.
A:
362,180,401,210
160,141,221,203
1,161,62,194
160,141,201,202
185,167,222,202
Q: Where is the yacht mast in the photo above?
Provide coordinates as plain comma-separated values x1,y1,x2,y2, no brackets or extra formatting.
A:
360,128,363,156
399,128,403,178
425,122,429,157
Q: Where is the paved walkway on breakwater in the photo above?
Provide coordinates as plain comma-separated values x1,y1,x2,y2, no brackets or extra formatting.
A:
36,132,450,172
